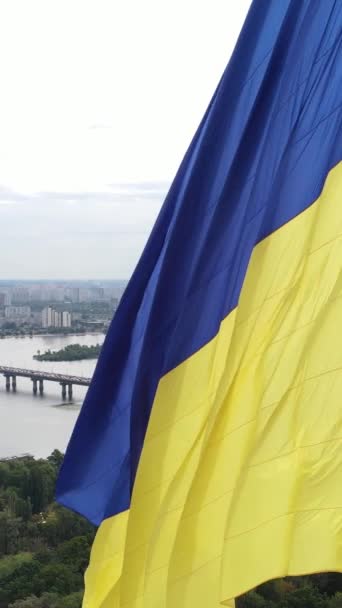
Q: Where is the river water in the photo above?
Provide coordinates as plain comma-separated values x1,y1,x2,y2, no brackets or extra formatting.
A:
0,333,104,458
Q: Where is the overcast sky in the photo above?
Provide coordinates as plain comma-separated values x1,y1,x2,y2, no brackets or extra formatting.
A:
0,0,250,280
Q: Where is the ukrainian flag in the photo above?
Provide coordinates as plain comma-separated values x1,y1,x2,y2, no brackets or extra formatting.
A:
57,1,342,606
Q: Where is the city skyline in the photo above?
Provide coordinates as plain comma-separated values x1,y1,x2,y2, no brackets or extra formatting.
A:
0,281,123,335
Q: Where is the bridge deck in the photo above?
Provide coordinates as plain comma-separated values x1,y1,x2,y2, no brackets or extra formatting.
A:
0,365,91,386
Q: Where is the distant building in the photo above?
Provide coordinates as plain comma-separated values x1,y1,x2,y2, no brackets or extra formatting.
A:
78,288,89,303
12,288,30,303
29,287,47,301
4,292,11,306
62,311,72,328
5,305,31,321
29,288,43,301
53,310,61,328
112,297,119,312
70,312,82,322
48,287,66,302
30,286,66,302
87,287,105,301
0,291,12,306
42,306,53,328
103,286,126,301
65,287,80,303
42,306,72,329
82,320,105,330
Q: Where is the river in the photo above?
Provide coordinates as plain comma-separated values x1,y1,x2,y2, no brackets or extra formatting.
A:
0,333,104,458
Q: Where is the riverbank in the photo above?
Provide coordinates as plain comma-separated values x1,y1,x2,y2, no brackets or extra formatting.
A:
0,329,105,339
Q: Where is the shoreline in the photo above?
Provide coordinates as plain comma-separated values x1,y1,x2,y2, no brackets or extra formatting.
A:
0,330,105,339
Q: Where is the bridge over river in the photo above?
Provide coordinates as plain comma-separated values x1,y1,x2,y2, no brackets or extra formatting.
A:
0,365,91,399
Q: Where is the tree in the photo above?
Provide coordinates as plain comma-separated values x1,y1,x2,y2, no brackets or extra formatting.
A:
47,451,64,472
278,585,328,608
313,575,342,598
0,513,22,554
0,553,33,581
27,462,55,513
56,536,91,573
31,564,82,596
0,559,41,605
0,462,9,487
57,592,83,608
238,591,273,608
9,593,60,608
328,593,342,608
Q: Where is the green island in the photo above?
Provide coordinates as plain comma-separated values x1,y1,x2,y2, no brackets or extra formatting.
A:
33,344,102,362
0,452,342,608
